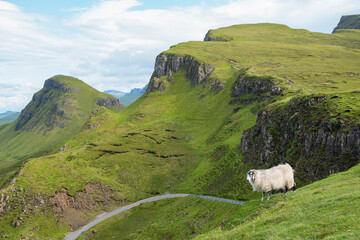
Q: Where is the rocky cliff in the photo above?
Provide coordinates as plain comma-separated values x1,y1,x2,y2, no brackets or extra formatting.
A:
146,53,224,93
203,30,229,42
332,14,360,33
240,94,360,184
232,72,284,97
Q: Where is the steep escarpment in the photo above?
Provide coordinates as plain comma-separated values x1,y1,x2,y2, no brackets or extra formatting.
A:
204,30,230,42
332,14,360,33
240,93,360,184
146,53,224,93
232,71,284,97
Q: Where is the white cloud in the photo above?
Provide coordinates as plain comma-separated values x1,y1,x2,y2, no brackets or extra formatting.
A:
0,0,359,113
0,1,20,12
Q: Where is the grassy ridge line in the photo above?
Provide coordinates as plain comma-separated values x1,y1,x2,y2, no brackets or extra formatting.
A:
167,24,360,94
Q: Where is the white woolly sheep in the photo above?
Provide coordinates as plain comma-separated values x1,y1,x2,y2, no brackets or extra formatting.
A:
246,163,296,201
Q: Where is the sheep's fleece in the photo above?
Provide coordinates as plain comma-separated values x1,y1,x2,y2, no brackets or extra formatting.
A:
247,163,296,200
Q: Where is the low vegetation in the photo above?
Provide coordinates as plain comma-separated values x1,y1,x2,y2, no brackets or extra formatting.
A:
0,23,359,239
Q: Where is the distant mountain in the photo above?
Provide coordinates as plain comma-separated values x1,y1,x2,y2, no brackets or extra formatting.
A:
106,84,148,106
104,90,127,98
0,75,124,184
0,111,20,125
332,14,360,33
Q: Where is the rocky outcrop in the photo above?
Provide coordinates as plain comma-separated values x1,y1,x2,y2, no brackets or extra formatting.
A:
15,91,72,131
96,97,122,109
204,30,229,42
146,53,217,93
240,95,360,184
232,73,283,97
332,14,360,33
49,183,125,230
44,79,80,93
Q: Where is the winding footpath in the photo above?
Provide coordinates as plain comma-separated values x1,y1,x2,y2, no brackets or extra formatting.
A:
64,193,244,240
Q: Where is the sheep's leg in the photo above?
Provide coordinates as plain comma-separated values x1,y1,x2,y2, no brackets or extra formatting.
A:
292,184,296,193
261,192,264,201
284,186,288,194
267,191,271,200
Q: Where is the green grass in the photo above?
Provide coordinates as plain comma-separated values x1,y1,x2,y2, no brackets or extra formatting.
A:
0,23,360,239
195,164,360,239
80,197,242,240
0,75,122,185
167,24,360,94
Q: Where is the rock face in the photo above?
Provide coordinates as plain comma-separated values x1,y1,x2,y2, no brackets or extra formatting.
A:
146,53,220,93
332,14,360,33
96,97,122,109
232,73,284,97
15,84,73,131
43,79,80,93
204,30,229,42
240,95,360,184
49,183,125,230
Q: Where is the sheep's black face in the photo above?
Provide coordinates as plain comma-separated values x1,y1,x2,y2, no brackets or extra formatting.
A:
247,171,255,182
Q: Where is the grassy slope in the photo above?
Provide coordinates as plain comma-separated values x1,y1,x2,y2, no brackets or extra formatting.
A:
1,24,360,239
79,197,242,240
0,75,122,185
196,164,360,239
84,24,360,239
168,24,360,94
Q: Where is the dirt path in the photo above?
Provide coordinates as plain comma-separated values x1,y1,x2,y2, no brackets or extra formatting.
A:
64,193,244,240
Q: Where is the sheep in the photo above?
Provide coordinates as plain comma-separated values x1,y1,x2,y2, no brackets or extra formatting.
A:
246,163,296,201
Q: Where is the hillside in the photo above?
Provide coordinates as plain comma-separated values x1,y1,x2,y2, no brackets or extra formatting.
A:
195,163,360,239
0,23,359,239
0,75,123,185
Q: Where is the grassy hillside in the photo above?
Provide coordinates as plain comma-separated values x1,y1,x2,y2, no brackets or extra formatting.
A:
0,24,359,239
80,197,242,240
195,164,360,239
0,75,123,185
82,163,360,240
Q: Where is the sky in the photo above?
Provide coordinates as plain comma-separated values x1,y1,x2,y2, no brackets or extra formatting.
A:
0,0,359,113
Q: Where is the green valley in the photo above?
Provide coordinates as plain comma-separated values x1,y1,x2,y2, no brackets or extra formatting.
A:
0,21,360,240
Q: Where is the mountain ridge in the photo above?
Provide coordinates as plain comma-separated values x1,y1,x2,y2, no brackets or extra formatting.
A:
0,74,124,185
0,22,359,239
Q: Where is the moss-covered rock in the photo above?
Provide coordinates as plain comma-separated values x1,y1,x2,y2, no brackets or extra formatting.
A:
240,94,360,184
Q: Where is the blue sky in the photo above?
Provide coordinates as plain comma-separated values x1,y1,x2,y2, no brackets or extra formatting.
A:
0,0,359,112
